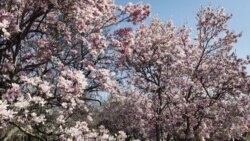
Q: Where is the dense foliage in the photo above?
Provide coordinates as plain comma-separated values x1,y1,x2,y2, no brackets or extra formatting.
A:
0,0,249,141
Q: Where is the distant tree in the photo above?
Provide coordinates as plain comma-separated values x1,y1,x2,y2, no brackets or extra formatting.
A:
99,91,154,140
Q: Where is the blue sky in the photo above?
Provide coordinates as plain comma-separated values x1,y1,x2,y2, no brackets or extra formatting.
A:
116,0,250,58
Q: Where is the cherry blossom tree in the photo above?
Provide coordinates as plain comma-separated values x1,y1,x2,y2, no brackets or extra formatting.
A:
99,91,154,140
110,7,250,141
1,0,250,141
0,0,149,140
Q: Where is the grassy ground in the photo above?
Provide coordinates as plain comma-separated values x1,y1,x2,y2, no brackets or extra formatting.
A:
247,135,250,141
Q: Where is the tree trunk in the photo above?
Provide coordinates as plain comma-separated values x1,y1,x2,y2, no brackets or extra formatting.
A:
155,123,161,141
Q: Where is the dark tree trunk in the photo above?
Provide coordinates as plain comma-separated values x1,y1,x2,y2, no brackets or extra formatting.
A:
155,123,161,141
